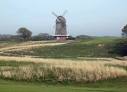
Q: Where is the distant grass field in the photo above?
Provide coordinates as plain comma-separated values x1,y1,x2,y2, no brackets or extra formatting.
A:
0,77,127,92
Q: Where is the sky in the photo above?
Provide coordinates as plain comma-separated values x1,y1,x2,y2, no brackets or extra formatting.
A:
0,0,127,36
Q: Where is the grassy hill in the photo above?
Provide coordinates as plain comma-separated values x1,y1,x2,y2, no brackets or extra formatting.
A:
0,37,120,59
25,37,119,59
0,37,127,92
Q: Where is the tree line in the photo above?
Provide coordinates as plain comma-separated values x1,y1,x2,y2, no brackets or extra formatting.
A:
0,27,55,41
0,27,93,41
0,24,127,41
16,24,127,40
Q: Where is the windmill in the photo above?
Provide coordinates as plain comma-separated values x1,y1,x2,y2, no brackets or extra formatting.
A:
52,11,68,41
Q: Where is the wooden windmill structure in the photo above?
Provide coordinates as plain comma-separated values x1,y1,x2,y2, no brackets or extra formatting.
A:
52,11,68,41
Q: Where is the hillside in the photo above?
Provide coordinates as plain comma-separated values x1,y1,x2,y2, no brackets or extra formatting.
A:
0,37,127,92
2,37,119,59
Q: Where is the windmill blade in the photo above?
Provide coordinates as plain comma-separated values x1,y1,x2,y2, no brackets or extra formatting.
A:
52,12,58,17
56,18,61,22
62,10,68,16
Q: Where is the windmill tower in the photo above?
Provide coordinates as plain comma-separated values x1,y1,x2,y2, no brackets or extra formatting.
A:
52,11,68,41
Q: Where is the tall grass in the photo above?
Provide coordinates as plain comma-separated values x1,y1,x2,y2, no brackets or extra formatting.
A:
0,58,126,83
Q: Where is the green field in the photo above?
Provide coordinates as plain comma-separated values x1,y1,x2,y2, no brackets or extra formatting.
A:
0,77,127,92
6,37,120,59
29,37,119,59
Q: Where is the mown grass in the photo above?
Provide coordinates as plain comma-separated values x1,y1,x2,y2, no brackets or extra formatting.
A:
0,77,127,92
0,61,34,67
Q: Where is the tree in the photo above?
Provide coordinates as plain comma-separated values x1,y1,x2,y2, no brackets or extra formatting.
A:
76,35,93,40
122,24,127,37
110,25,127,56
17,27,32,40
111,38,127,56
67,35,75,40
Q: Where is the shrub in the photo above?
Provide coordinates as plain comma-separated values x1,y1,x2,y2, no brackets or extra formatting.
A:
111,38,127,56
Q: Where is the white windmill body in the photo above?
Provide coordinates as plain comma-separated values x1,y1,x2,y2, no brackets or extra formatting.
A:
52,11,68,41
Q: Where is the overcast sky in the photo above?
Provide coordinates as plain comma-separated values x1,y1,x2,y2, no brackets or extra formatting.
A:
0,0,127,36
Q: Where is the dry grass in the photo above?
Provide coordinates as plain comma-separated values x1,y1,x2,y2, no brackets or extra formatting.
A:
0,56,126,82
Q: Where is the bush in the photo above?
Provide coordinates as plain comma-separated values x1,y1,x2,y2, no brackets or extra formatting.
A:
32,33,55,41
66,36,75,40
111,38,127,56
76,35,93,40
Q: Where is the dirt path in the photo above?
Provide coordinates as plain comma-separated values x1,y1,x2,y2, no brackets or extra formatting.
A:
0,41,66,52
0,41,68,56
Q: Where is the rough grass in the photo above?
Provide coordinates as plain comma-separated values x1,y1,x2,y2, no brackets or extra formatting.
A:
29,37,119,59
0,41,19,48
0,58,126,83
5,37,119,59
